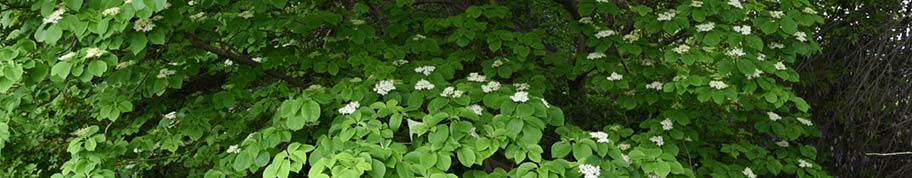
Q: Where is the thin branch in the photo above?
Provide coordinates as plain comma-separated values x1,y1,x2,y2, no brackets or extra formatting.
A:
865,151,912,156
187,34,309,88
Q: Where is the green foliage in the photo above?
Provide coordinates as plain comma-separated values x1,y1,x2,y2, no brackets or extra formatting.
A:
0,0,827,178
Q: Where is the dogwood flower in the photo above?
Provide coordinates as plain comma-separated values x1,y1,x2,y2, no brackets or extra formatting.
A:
238,10,254,19
491,59,504,68
85,48,105,58
43,8,66,24
775,62,787,70
578,164,601,178
482,81,501,93
157,69,177,78
796,117,813,126
794,31,808,42
103,7,121,17
590,131,611,143
726,48,746,57
59,52,76,61
607,72,623,81
696,22,715,32
587,52,606,60
673,45,690,54
646,81,664,90
224,60,234,66
414,66,435,76
776,140,790,147
468,104,484,115
133,18,156,32
661,119,674,130
579,17,593,24
226,145,241,154
190,12,207,21
770,42,785,49
729,0,743,9
691,1,704,7
743,167,757,178
768,112,782,121
618,143,631,151
514,83,530,91
164,111,177,119
798,159,813,168
757,53,767,61
392,59,409,66
511,91,529,102
709,80,729,89
251,57,263,63
412,34,427,41
467,72,486,82
440,86,464,98
595,30,617,39
338,101,360,115
414,79,435,90
770,11,785,19
373,80,396,95
650,136,665,146
624,34,640,42
733,25,752,35
746,69,764,80
657,11,676,21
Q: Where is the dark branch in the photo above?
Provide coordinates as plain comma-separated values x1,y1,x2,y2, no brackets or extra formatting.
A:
187,34,309,88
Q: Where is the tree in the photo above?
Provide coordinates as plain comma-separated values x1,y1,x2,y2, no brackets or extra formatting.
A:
0,0,826,177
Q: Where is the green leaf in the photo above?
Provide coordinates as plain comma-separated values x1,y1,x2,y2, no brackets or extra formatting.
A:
703,31,722,45
457,147,476,167
84,139,96,151
302,100,321,122
746,35,764,50
129,33,148,55
234,151,254,171
65,0,83,11
572,143,592,160
88,60,107,76
781,18,798,34
51,62,73,79
550,142,571,158
429,125,449,144
44,25,63,44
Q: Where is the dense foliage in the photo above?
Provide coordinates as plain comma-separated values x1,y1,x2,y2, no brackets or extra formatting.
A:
0,0,827,177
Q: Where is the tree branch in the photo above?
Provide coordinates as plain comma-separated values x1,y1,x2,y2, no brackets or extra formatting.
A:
187,34,309,88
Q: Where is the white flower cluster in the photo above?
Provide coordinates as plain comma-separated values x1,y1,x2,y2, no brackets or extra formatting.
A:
595,30,616,39
157,68,177,78
696,22,715,32
726,48,746,57
514,83,530,91
624,34,640,43
467,72,486,82
775,62,787,70
757,54,766,61
226,145,241,154
85,48,105,58
251,57,263,63
116,60,137,69
796,117,813,126
338,101,359,115
587,52,606,60
770,11,785,19
709,80,728,89
650,136,665,146
767,112,782,121
590,131,610,143
59,52,76,61
794,31,808,42
673,45,690,54
469,127,480,138
511,91,529,103
691,1,703,7
414,79,435,90
769,42,785,49
798,159,813,168
491,59,505,68
729,0,743,9
412,34,427,41
776,140,790,147
468,104,484,115
392,59,409,66
415,66,435,76
618,143,631,151
238,10,254,19
606,72,623,81
743,167,757,178
661,119,674,130
595,0,609,3
579,17,593,24
224,59,234,66
802,7,818,14
657,11,676,21
746,69,764,80
578,164,601,178
164,111,177,119
373,80,396,95
482,81,501,93
190,12,207,21
733,25,752,35
134,18,156,32
43,8,66,24
103,7,121,17
440,86,464,98
646,81,664,90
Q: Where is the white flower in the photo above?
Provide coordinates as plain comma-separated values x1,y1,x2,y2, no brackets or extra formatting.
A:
188,0,196,5
85,48,105,58
729,0,743,9
802,7,818,14
661,119,674,130
590,131,611,143
743,167,757,178
226,145,241,154
648,174,660,178
491,59,504,68
595,30,616,39
338,101,360,115
798,159,813,168
440,86,464,98
595,0,610,2
622,154,631,164
468,104,484,115
467,72,486,82
414,79,435,90
133,18,156,32
190,12,207,21
392,59,409,66
650,136,665,146
696,22,715,32
767,112,782,121
373,80,396,95
414,65,436,76
102,7,121,17
59,52,76,61
673,45,690,54
769,42,785,49
157,69,176,78
607,72,624,81
709,80,728,89
646,81,664,90
43,9,66,24
794,31,808,42
116,60,137,69
624,34,640,43
578,164,601,178
579,17,593,24
657,11,676,21
238,10,254,19
251,57,263,63
733,25,752,35
642,59,654,66
691,1,704,7
224,60,234,66
775,62,787,70
776,140,790,147
164,111,177,119
482,81,501,93
133,148,143,153
469,127,480,138
746,69,764,80
726,48,746,57
411,34,427,41
587,52,606,60
509,84,529,92
770,11,785,19
796,117,813,126
510,91,529,103
757,53,767,61
618,143,631,151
